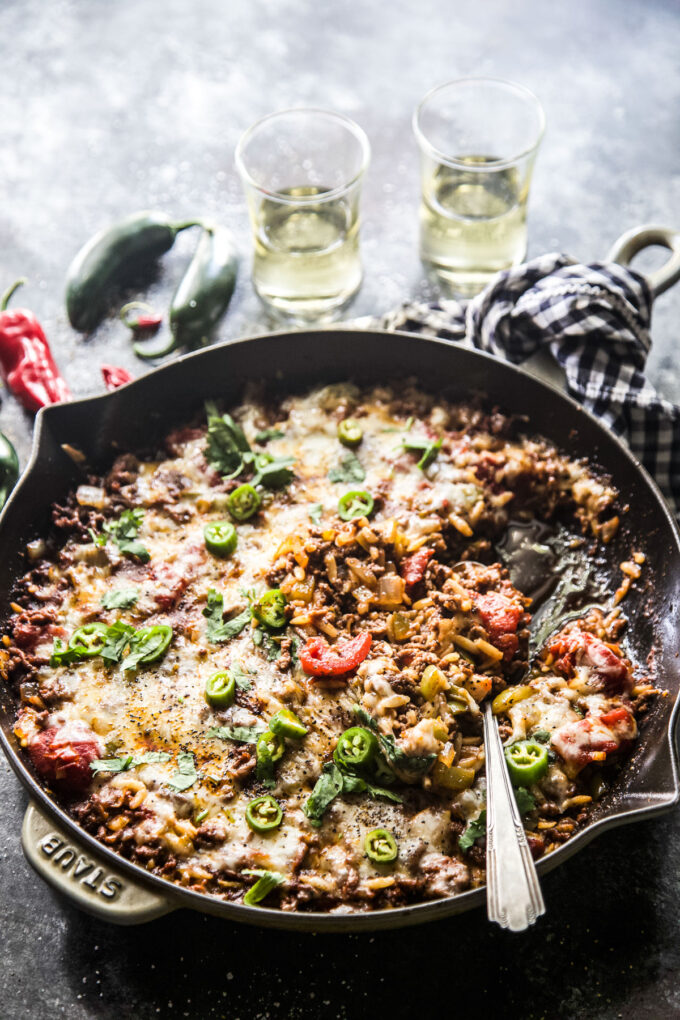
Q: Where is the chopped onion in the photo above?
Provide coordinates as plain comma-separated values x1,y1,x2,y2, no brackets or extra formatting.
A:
76,485,107,509
376,574,405,608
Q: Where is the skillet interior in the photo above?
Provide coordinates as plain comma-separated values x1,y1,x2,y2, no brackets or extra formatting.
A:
1,327,678,932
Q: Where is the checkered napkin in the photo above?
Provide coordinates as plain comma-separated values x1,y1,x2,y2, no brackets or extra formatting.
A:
372,254,680,517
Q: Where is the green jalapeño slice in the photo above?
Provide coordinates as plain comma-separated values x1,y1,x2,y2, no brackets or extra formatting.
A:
252,589,287,629
504,739,549,786
333,726,378,771
205,670,236,709
338,490,374,521
68,622,109,657
203,520,237,557
246,795,283,833
337,419,363,448
228,483,261,522
269,708,308,740
364,828,398,863
133,624,173,664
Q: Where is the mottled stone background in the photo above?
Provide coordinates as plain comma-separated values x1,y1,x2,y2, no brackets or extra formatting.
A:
1,0,679,1017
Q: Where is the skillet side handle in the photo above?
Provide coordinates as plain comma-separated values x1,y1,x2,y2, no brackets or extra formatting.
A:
607,224,680,298
22,801,175,925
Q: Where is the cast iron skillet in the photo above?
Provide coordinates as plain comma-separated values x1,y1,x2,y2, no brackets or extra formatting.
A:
1,327,679,930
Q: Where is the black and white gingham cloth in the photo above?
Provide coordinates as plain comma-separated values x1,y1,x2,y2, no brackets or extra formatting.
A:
373,254,680,516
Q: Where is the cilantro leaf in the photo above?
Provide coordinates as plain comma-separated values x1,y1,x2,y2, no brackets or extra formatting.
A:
365,782,404,804
254,428,285,444
100,508,150,562
90,755,135,775
206,725,265,744
90,750,171,775
49,637,80,667
341,773,367,794
251,454,295,489
308,503,323,525
229,663,253,690
353,705,436,777
459,810,487,852
205,402,251,478
402,436,442,470
100,621,136,665
328,452,365,485
166,752,200,791
514,787,537,815
101,587,140,610
532,729,551,744
203,589,251,643
243,869,284,906
303,761,344,827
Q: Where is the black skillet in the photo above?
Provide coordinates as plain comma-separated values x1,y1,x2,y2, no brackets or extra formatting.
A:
0,317,679,930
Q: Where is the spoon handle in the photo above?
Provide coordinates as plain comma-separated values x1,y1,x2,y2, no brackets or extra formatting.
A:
483,703,546,931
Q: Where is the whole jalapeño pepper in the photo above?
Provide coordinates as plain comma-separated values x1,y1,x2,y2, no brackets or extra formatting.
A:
0,280,71,412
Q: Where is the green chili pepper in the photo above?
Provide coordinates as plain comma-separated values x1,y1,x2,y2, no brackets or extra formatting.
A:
270,709,308,740
66,211,204,333
203,520,238,557
245,794,283,833
131,624,173,665
205,670,236,709
504,739,549,786
333,726,378,770
228,483,261,521
364,828,398,863
68,622,109,657
168,224,238,350
338,419,363,448
255,729,285,787
257,730,285,763
0,431,18,511
338,490,374,521
252,589,287,629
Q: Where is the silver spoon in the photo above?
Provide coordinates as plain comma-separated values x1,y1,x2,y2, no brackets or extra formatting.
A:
483,702,546,931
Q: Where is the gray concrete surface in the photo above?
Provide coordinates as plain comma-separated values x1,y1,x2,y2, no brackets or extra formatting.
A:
1,0,679,1017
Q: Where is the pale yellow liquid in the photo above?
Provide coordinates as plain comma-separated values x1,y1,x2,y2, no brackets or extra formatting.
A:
251,186,362,321
420,157,528,296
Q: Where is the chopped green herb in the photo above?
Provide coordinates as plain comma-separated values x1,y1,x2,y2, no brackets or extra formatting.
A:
303,761,344,827
100,621,136,665
251,454,295,489
254,428,285,444
514,787,537,815
402,436,442,471
328,452,365,485
308,503,324,525
90,750,171,775
353,705,436,776
195,808,209,824
101,508,150,561
203,589,251,643
365,782,404,804
243,869,284,906
205,403,294,488
532,729,551,744
88,527,107,547
229,662,254,690
120,624,173,671
166,751,200,791
49,637,80,667
101,587,140,610
206,725,265,744
459,810,487,852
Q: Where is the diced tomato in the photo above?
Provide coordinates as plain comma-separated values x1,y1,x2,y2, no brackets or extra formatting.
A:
551,706,636,769
475,591,522,660
399,548,434,590
299,632,372,678
150,564,188,610
550,631,630,695
29,725,101,792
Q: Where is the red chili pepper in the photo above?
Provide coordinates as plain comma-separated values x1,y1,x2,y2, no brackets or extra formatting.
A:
119,302,162,332
0,280,71,412
299,632,372,677
399,548,433,589
101,364,135,391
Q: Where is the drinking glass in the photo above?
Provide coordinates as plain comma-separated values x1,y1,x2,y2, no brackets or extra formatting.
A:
413,78,545,296
235,109,370,321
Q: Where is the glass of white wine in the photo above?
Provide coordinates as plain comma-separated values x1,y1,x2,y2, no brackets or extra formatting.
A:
414,78,545,297
235,109,370,322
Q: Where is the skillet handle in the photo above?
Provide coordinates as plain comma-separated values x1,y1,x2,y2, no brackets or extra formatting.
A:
21,801,176,925
607,224,680,298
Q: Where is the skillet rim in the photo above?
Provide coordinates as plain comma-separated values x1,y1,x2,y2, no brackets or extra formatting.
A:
0,325,678,931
